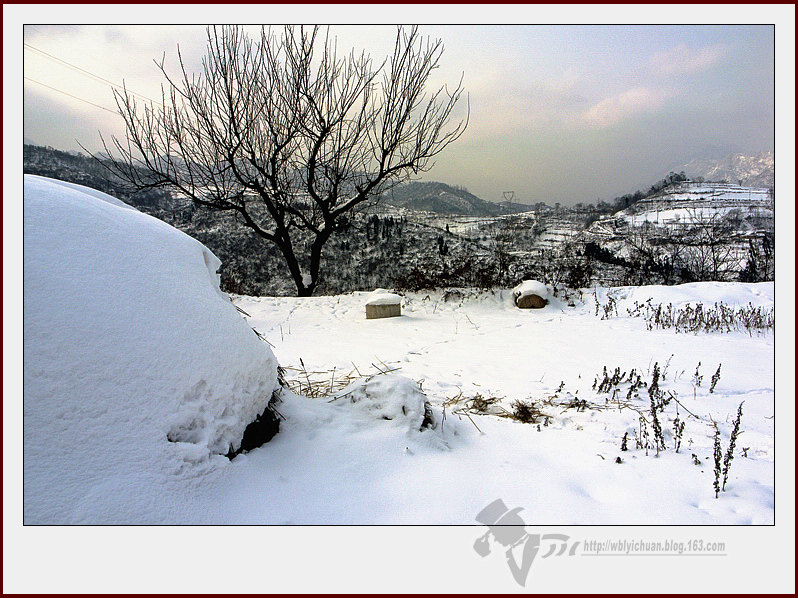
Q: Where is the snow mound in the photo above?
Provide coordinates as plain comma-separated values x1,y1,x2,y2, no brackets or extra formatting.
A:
28,174,137,211
23,175,280,523
592,281,774,310
365,292,403,306
331,374,459,446
334,374,430,424
512,279,549,300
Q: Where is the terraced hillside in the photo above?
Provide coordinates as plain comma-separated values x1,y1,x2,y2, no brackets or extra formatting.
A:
24,144,775,294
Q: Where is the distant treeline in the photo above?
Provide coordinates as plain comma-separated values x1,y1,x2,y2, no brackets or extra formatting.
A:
26,143,696,217
23,144,174,211
598,171,689,213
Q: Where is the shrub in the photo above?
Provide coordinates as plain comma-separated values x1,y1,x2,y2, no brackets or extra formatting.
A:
511,399,541,423
722,402,744,492
710,364,722,393
626,300,774,335
713,425,722,499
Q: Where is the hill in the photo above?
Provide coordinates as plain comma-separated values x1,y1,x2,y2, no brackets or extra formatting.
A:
23,144,177,211
381,181,530,216
23,144,775,294
678,151,774,189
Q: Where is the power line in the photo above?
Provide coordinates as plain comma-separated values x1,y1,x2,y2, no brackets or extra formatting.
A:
24,76,118,114
24,42,159,105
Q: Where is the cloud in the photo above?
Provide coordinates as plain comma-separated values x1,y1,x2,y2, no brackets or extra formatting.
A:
454,66,593,139
649,43,727,77
580,87,671,129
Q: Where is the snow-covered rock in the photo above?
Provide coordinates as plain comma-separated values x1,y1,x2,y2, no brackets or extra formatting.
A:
512,280,548,299
512,280,549,308
365,289,403,318
23,175,280,523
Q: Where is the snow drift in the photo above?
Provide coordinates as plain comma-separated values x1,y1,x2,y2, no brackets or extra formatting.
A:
23,175,280,523
232,283,773,525
330,374,460,449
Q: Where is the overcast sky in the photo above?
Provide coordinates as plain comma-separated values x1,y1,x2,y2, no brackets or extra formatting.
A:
22,22,775,206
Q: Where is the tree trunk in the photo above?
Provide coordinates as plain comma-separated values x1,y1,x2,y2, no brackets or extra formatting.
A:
274,238,311,297
304,228,333,298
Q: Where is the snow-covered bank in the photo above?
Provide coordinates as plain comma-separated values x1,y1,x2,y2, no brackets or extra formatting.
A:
23,175,280,523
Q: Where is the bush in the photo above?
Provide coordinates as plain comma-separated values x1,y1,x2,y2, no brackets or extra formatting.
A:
394,266,442,292
510,399,541,423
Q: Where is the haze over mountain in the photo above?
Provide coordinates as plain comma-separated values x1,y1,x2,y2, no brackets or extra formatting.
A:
383,151,775,217
677,151,774,189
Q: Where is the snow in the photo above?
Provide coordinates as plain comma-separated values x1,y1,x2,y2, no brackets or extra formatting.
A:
27,174,137,211
365,290,403,306
21,175,775,526
23,175,280,523
624,205,771,227
329,373,462,450
597,280,774,308
232,282,775,524
512,279,548,300
619,182,772,227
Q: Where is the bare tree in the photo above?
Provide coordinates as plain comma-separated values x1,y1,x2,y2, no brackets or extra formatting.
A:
623,208,741,283
100,25,468,296
671,208,739,281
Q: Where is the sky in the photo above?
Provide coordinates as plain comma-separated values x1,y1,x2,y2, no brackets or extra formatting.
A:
20,19,778,206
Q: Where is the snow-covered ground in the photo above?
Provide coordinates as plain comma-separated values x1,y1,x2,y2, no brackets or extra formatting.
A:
20,175,776,528
232,282,775,524
624,205,772,227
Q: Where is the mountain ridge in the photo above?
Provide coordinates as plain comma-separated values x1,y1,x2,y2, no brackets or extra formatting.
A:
677,151,774,189
381,181,532,217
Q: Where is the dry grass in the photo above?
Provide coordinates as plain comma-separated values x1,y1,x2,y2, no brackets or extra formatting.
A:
284,359,659,436
442,390,550,428
282,357,401,398
440,391,502,433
